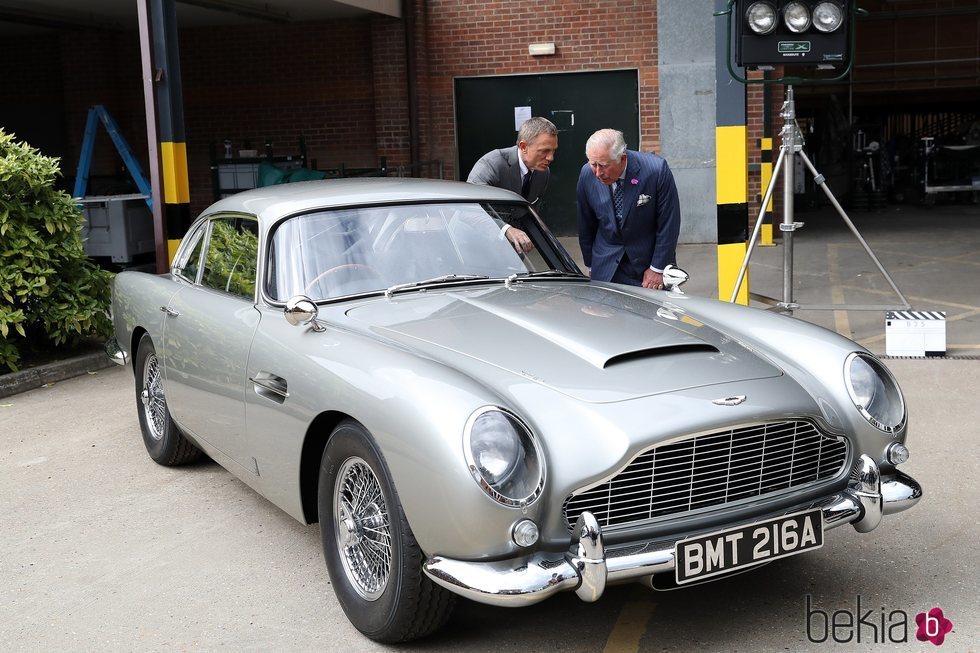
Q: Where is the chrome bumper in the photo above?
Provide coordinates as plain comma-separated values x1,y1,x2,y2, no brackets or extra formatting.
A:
423,456,921,608
104,337,128,366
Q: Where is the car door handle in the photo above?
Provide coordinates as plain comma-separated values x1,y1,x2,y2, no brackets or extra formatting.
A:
160,306,180,317
250,373,289,403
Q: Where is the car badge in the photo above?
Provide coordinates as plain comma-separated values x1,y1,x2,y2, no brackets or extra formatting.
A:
713,395,747,406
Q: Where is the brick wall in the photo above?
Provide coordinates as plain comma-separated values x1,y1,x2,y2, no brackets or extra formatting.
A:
1,32,145,193
418,0,661,179
178,19,379,212
0,35,69,164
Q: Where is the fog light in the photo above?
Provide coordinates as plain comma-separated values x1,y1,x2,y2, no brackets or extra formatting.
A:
886,442,910,465
512,519,539,547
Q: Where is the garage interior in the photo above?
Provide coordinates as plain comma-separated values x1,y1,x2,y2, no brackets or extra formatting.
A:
786,0,980,211
0,1,977,352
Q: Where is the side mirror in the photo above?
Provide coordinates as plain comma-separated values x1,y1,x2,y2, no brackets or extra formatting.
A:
662,265,689,294
284,295,325,331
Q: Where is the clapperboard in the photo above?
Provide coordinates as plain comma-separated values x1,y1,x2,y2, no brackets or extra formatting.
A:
885,311,946,357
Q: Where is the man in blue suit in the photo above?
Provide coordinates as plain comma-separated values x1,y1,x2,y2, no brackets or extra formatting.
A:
576,129,680,288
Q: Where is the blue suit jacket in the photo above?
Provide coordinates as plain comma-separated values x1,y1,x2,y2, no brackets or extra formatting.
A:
576,150,681,284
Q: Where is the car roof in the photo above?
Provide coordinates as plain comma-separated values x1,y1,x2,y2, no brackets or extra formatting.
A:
201,177,525,224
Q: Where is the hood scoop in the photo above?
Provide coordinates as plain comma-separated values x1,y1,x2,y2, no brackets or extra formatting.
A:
603,343,719,369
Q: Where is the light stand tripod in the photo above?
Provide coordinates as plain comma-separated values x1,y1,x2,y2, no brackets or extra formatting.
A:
729,85,911,312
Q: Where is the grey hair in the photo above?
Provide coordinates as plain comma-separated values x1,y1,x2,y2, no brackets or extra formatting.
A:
585,129,627,159
517,117,558,145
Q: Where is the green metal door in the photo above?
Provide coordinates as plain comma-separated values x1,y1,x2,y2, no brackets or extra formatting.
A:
455,70,639,236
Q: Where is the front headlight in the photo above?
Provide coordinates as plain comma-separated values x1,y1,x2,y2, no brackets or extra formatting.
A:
464,407,544,507
844,353,906,433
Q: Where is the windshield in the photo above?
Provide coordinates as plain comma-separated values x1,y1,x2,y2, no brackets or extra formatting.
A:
266,202,580,301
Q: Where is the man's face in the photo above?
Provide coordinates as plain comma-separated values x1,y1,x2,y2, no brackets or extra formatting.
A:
519,133,558,171
586,146,627,185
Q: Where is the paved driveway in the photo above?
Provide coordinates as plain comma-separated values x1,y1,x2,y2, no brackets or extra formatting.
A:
1,358,976,652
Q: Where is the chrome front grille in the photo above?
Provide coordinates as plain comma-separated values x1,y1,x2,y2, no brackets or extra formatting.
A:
563,421,848,530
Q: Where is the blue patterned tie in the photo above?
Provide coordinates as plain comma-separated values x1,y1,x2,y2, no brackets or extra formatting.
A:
613,180,625,227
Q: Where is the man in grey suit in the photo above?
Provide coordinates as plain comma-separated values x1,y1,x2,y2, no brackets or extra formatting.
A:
576,128,680,289
467,117,558,253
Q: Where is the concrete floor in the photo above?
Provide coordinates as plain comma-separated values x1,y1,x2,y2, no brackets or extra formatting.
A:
0,200,977,651
561,200,980,357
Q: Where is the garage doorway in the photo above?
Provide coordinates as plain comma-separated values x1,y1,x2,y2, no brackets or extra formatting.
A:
455,70,639,236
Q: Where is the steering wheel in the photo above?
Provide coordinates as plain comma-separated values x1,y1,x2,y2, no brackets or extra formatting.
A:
304,263,382,295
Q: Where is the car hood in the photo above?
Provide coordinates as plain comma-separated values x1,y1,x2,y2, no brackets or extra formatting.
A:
344,282,782,403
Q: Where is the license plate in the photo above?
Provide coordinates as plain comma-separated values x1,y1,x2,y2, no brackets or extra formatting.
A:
674,509,823,584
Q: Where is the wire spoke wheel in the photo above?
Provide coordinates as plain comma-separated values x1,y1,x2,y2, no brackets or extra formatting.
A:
134,334,201,466
319,421,454,642
140,352,167,441
334,456,392,601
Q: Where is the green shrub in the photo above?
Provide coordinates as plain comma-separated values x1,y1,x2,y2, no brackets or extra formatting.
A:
0,128,113,371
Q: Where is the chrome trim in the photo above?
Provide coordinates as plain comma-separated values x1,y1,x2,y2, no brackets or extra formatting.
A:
844,352,907,434
562,420,848,531
571,512,605,602
423,464,921,608
462,406,546,508
849,455,882,533
882,469,922,514
711,395,746,406
284,295,325,332
249,377,289,399
104,337,127,366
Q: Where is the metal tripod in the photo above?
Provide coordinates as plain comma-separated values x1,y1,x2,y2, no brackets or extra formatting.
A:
729,86,910,312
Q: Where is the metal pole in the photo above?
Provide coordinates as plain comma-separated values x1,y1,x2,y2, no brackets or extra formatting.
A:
136,0,168,274
781,86,797,307
798,149,912,309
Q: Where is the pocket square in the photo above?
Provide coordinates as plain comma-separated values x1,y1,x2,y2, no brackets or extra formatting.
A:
637,194,651,206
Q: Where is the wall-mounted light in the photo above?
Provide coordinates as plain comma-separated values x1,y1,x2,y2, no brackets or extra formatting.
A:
528,42,556,56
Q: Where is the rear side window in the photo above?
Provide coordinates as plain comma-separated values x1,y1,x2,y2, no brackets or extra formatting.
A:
174,224,206,283
200,217,259,300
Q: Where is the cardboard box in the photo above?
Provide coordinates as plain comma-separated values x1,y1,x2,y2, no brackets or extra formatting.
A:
885,311,946,357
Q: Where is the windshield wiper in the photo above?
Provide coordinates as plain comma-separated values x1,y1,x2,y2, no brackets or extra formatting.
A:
384,274,489,298
512,270,587,279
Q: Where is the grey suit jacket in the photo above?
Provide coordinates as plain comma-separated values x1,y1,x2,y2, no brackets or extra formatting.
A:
466,145,550,204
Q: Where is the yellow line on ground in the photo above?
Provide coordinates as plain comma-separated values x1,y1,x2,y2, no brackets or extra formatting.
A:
833,243,980,268
827,244,851,338
603,589,657,653
836,285,980,312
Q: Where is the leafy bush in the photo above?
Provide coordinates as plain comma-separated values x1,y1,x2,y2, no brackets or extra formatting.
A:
0,128,113,371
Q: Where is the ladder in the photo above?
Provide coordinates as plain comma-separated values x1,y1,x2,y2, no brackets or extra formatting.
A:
73,105,152,209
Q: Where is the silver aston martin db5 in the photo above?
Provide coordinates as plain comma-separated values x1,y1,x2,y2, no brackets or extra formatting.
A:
106,178,921,642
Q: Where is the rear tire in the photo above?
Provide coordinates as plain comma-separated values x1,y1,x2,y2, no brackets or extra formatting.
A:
318,420,454,643
134,334,202,466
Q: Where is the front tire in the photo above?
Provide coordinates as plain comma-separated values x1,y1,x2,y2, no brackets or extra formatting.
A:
318,420,454,643
134,334,202,466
